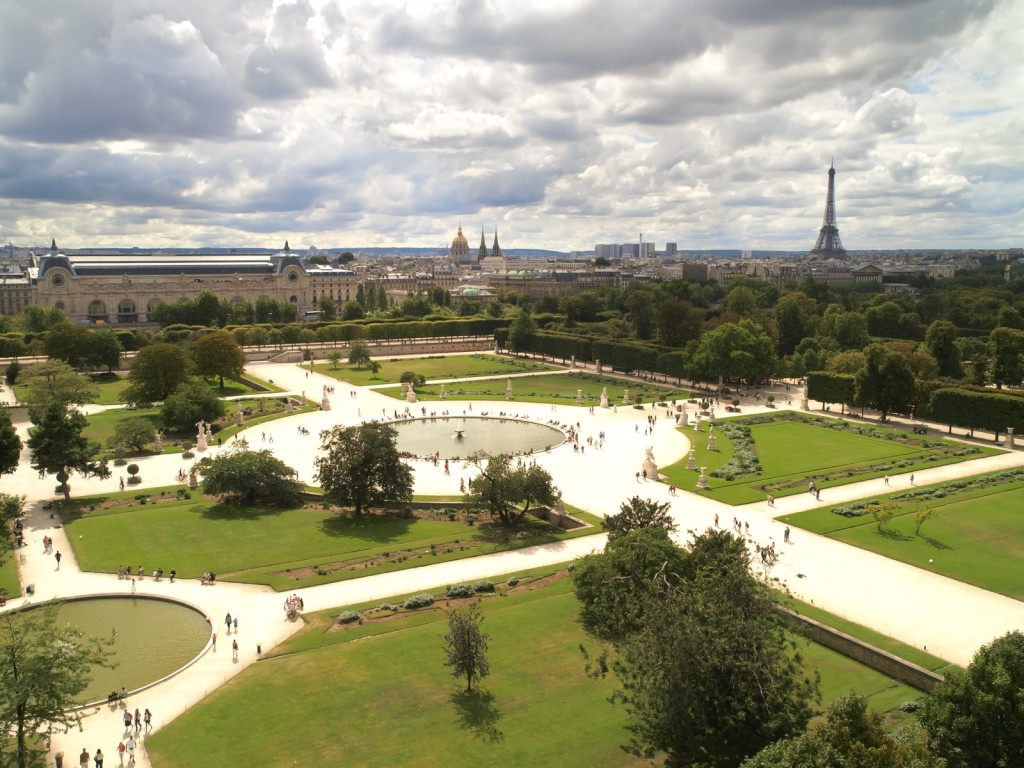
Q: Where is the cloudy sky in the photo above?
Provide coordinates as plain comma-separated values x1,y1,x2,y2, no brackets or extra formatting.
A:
0,0,1020,252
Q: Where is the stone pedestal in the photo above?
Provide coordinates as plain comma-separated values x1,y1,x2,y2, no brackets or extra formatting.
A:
506,378,514,400
707,433,717,451
235,404,244,426
153,433,163,452
1008,427,1015,449
571,356,576,368
286,398,294,412
595,359,601,373
188,471,199,490
600,387,609,408
801,396,809,411
680,409,688,426
196,430,208,452
694,414,702,431
439,384,447,399
642,448,658,481
576,389,584,405
697,467,709,489
623,388,630,405
405,386,417,404
321,395,331,411
687,449,696,470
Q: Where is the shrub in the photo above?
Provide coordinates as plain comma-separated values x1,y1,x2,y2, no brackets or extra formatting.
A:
337,611,360,624
403,593,435,609
506,577,520,587
472,580,495,593
446,584,475,598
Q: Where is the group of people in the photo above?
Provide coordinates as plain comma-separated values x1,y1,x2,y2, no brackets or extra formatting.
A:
284,593,305,620
116,565,170,581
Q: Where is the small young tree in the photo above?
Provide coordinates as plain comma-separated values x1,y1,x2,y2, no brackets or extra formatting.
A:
871,503,896,533
443,604,491,692
465,452,558,529
603,496,677,540
108,417,157,453
126,463,141,484
326,350,342,370
914,506,936,536
367,360,382,378
348,340,372,369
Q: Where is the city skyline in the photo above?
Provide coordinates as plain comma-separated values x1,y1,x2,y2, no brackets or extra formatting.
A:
0,0,1020,252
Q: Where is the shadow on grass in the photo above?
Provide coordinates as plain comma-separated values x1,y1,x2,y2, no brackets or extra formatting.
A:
200,502,288,521
449,688,503,743
317,513,416,543
918,534,953,551
878,529,913,542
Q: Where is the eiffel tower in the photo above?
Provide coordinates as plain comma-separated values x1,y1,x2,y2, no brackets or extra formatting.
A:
809,161,846,260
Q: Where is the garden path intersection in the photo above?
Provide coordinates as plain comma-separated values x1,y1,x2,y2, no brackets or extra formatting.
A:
4,357,1024,766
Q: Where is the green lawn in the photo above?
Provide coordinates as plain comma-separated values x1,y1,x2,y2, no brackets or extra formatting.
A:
82,407,163,452
662,413,999,505
60,492,601,591
0,552,20,599
146,573,926,768
781,473,1024,601
379,370,692,406
87,373,129,404
316,353,560,386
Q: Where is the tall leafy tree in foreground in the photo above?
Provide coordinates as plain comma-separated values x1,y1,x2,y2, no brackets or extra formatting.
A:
854,344,916,420
603,496,677,540
574,528,818,766
27,403,109,500
443,604,491,693
465,452,558,529
0,606,110,768
0,409,21,477
920,630,1024,768
314,422,413,515
742,693,941,768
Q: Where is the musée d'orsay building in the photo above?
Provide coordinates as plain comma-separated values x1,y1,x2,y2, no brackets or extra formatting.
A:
26,241,358,324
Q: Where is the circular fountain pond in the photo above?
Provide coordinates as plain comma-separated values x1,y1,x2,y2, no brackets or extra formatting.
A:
44,596,210,704
392,417,565,458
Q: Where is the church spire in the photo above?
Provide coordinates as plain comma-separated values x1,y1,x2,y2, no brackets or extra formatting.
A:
478,229,488,262
491,229,502,260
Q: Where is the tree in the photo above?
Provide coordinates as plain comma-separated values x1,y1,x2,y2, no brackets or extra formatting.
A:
0,605,110,768
108,417,157,453
870,503,896,532
603,496,677,540
854,344,916,420
914,506,936,536
925,320,963,380
988,327,1024,388
348,340,372,369
192,330,246,389
377,284,387,310
443,604,491,693
581,528,818,766
326,350,342,369
122,343,195,405
465,452,558,529
742,694,942,768
920,630,1024,768
689,320,776,385
775,292,818,357
199,444,302,505
656,296,704,347
0,409,22,477
367,360,382,378
0,493,25,581
89,329,124,373
318,295,336,321
573,527,690,643
314,422,414,515
507,308,537,353
27,404,109,499
341,300,365,320
19,360,98,419
42,322,94,369
161,380,226,432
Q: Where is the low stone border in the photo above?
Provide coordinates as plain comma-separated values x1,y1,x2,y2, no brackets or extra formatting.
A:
782,607,945,693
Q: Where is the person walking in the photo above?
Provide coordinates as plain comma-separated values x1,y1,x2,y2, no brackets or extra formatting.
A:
232,638,239,660
144,708,152,732
123,709,132,732
212,631,217,651
55,550,62,569
126,736,136,763
134,708,141,733
80,747,90,767
94,747,104,767
225,613,232,635
233,616,238,633
784,526,791,543
117,742,126,766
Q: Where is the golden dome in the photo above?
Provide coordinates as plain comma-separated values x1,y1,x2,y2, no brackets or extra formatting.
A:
451,224,469,250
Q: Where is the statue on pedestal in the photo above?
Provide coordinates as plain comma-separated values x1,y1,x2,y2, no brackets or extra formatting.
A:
153,432,163,452
600,387,609,408
196,420,208,451
321,394,331,411
439,383,447,400
642,446,658,481
505,378,514,400
694,413,702,431
707,424,717,451
623,388,630,405
576,388,584,405
406,384,417,404
235,403,244,426
697,466,709,489
687,448,696,470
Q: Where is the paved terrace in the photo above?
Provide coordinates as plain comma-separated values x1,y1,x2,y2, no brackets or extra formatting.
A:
2,359,1023,766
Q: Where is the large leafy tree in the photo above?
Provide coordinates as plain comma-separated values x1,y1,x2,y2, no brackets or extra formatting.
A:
0,606,110,768
161,380,226,432
578,528,818,766
689,319,776,385
603,496,677,541
42,322,94,369
573,527,689,643
122,343,194,405
656,296,704,348
313,422,413,515
742,694,941,768
443,604,491,693
199,444,302,505
108,417,158,453
854,344,916,420
775,292,819,357
920,630,1024,768
88,328,124,373
507,308,537,353
18,360,98,419
987,327,1024,389
924,320,963,380
465,452,558,529
0,494,25,584
192,329,246,388
0,409,21,477
27,403,109,500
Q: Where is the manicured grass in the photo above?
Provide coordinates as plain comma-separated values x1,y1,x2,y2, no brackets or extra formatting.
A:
82,407,163,451
60,492,601,591
781,474,1024,601
87,373,129,404
662,413,999,505
147,573,925,768
380,370,692,406
316,353,560,386
0,552,20,599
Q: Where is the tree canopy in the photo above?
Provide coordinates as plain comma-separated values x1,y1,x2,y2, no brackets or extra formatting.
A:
602,496,677,540
199,444,302,505
18,360,98,419
348,340,372,369
27,403,109,499
192,329,246,388
313,422,414,515
465,452,558,528
0,409,22,477
108,417,157,453
443,604,491,693
161,380,226,432
122,343,195,405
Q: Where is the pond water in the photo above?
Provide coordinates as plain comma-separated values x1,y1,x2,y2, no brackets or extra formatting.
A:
392,417,565,458
50,597,210,704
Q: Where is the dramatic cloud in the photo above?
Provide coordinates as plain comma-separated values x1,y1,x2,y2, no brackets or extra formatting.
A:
0,0,1019,250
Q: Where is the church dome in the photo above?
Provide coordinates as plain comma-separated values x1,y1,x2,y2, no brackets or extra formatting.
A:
450,224,472,262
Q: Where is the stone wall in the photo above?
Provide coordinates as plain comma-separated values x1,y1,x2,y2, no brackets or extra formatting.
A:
781,607,945,693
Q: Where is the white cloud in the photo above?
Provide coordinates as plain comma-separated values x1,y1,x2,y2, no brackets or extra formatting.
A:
0,0,1019,250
